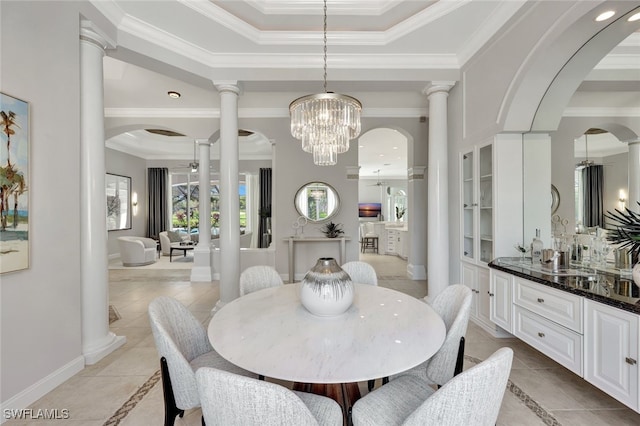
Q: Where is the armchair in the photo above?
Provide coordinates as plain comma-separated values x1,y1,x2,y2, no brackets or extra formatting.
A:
118,236,157,266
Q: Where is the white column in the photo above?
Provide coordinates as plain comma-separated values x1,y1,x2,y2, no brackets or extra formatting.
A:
191,140,213,282
424,82,455,301
79,22,125,364
627,139,640,213
407,166,427,280
213,82,241,312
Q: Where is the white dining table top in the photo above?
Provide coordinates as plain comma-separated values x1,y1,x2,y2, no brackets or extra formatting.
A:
207,283,446,384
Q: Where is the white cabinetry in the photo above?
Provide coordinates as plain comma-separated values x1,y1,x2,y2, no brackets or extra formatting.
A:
460,134,522,337
584,300,639,411
386,228,398,255
512,278,583,375
489,269,512,332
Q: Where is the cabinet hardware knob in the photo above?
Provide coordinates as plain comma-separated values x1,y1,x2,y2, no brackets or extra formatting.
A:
537,298,544,303
471,203,478,207
538,332,545,338
488,292,494,297
625,357,637,365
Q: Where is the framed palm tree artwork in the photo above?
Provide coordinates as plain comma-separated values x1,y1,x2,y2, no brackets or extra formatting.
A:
0,92,29,274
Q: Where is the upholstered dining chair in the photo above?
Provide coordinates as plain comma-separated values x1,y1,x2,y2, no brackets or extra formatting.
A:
148,296,256,426
239,265,284,296
391,284,472,388
352,347,513,426
341,261,378,286
196,367,344,426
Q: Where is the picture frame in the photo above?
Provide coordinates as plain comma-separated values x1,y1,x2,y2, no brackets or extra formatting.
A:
0,92,30,274
106,173,132,231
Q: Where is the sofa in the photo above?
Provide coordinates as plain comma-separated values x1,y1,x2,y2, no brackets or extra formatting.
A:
118,236,157,266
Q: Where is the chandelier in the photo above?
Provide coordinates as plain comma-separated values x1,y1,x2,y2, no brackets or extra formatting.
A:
289,0,362,166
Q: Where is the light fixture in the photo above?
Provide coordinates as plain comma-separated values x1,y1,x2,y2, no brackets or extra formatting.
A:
595,10,615,21
189,140,199,172
132,192,138,215
168,91,181,98
619,189,627,208
628,12,640,22
289,0,362,166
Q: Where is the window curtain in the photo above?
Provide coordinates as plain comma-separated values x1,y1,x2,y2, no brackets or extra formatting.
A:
147,167,169,239
246,173,260,248
582,165,604,228
258,168,272,248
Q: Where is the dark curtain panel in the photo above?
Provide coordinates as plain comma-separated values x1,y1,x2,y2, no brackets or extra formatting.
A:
582,165,604,228
147,167,169,239
258,168,272,248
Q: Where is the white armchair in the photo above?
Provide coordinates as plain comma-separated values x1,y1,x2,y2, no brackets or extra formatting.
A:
118,236,157,266
159,231,189,256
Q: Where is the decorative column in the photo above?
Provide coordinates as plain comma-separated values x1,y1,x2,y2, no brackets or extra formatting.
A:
213,82,241,312
407,166,427,280
627,139,640,213
191,140,213,282
79,21,125,364
423,82,455,301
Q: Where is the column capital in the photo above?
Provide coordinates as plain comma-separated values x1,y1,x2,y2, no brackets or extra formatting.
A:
423,81,456,97
408,166,426,180
346,165,360,180
214,81,242,95
80,20,115,51
196,139,212,147
622,138,640,145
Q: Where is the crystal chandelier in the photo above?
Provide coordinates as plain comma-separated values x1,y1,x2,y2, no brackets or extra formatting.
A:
289,0,362,166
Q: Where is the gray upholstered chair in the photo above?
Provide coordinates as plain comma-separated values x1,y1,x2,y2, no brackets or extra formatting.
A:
341,261,378,286
239,265,284,296
394,284,472,387
196,367,343,426
352,347,513,426
148,296,255,426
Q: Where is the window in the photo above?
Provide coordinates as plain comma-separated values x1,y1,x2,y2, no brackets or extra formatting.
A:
171,172,247,235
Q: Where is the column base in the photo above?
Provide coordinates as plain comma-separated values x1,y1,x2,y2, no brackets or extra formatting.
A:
83,333,126,365
407,263,426,280
191,246,213,282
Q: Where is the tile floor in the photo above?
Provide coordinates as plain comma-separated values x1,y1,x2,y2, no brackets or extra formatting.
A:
5,253,640,425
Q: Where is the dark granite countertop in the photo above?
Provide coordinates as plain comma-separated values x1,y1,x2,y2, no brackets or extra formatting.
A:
488,257,640,315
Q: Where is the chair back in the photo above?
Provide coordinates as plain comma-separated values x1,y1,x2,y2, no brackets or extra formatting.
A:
341,261,378,286
148,296,212,409
239,265,284,296
196,367,321,426
404,348,513,426
425,284,472,385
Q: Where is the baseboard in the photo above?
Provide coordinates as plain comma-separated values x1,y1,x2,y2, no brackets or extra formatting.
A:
471,317,513,338
0,356,85,424
407,263,426,280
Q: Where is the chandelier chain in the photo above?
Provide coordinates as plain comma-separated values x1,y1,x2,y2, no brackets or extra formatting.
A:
323,0,327,93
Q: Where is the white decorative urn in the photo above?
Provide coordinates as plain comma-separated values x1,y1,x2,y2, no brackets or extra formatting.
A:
300,257,354,317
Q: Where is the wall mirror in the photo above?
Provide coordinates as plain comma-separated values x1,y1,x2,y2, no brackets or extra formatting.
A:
106,173,131,231
294,182,340,223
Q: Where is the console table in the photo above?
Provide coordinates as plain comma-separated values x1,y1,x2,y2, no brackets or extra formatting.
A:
285,236,350,283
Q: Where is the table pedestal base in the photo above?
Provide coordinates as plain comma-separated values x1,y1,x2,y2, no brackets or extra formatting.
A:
294,382,361,425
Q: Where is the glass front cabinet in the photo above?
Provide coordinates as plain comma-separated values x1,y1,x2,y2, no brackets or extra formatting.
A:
460,134,524,337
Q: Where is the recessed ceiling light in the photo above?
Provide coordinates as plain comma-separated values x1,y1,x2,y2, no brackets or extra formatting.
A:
393,146,398,150
628,12,640,22
359,145,364,148
167,91,181,98
595,10,615,21
379,154,384,157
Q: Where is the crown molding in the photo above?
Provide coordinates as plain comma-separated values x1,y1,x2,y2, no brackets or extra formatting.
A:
104,106,428,119
244,0,404,15
563,107,640,117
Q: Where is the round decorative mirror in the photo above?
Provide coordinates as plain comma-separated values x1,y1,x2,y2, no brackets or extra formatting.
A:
294,182,340,223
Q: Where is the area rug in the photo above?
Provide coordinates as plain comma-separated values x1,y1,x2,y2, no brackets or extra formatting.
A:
108,305,120,324
103,355,562,426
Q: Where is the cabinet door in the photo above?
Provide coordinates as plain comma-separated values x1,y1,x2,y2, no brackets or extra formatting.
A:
461,263,478,318
477,267,491,325
490,270,512,332
461,150,475,262
584,300,639,411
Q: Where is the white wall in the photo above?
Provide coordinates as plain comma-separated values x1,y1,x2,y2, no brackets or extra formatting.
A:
106,148,147,256
0,0,110,409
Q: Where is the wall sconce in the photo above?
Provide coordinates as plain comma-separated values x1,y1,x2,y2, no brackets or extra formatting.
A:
619,189,626,209
132,192,138,215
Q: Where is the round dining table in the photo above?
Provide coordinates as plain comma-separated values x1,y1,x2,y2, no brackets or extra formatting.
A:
207,283,446,419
